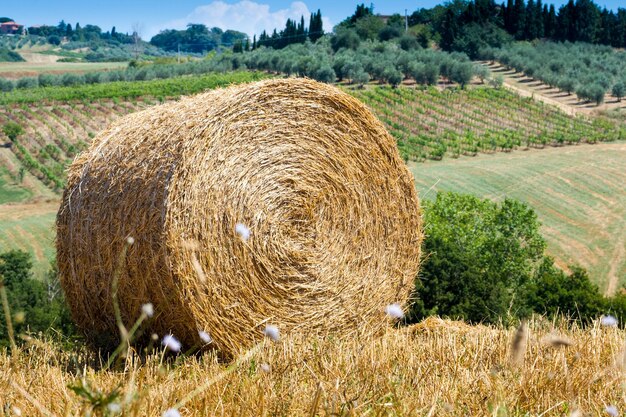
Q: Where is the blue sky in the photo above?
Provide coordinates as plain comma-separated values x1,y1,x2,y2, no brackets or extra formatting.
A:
3,0,623,40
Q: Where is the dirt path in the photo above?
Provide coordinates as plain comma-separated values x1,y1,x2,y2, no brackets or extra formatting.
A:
481,62,626,118
19,52,60,63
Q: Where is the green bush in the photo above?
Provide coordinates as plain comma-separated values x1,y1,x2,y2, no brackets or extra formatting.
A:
0,251,75,347
2,122,24,141
410,193,545,323
409,191,625,326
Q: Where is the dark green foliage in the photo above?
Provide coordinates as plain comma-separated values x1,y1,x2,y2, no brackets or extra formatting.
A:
451,23,513,59
399,35,420,51
409,192,626,326
0,251,75,347
525,259,605,323
47,35,61,45
410,193,545,323
612,82,625,101
379,25,402,41
418,0,626,50
150,24,247,53
254,10,323,50
0,48,24,62
331,29,361,52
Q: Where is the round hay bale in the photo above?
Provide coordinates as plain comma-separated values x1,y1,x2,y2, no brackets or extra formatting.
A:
56,78,423,356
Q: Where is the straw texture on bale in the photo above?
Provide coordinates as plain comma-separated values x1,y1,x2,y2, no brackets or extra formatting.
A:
56,78,423,356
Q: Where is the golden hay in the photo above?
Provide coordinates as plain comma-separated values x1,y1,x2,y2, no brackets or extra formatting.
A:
56,78,423,356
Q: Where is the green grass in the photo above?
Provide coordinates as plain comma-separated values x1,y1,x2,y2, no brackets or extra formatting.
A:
0,71,272,104
0,204,57,280
0,167,31,204
409,142,626,294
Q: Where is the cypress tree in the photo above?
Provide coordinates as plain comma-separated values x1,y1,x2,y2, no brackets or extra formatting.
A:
546,4,557,38
525,0,537,39
536,0,545,37
505,0,515,33
513,0,526,39
440,8,458,51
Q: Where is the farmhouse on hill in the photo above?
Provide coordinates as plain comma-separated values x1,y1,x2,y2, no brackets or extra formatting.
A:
0,20,24,35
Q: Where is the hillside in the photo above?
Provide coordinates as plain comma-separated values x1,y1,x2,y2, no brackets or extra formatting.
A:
1,318,625,416
410,142,626,295
0,82,623,287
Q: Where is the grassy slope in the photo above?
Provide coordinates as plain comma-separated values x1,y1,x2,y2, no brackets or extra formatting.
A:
0,80,623,287
1,319,625,416
410,142,626,294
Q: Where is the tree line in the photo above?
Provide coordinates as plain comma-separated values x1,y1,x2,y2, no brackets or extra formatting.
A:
481,41,626,104
253,9,324,50
150,24,247,53
413,0,626,56
27,20,136,46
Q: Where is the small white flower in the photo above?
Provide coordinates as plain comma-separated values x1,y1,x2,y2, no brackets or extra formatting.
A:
605,405,618,416
163,408,181,417
107,403,122,414
601,315,618,327
235,223,251,241
151,333,159,341
263,324,280,342
126,236,135,245
385,303,404,319
199,330,213,344
142,303,154,318
162,334,181,352
12,407,22,416
260,363,271,373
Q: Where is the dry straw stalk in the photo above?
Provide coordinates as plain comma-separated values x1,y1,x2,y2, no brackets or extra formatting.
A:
56,78,423,356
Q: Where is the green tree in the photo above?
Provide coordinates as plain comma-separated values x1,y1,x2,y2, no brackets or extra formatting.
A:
612,81,625,102
525,259,605,323
355,15,385,40
331,28,360,51
449,62,474,88
409,193,546,324
0,251,75,347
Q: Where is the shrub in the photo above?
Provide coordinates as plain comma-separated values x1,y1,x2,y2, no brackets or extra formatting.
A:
399,35,419,51
409,193,545,324
612,82,625,102
61,73,84,87
16,77,38,89
525,259,605,324
331,29,360,52
382,66,403,87
2,122,24,141
38,73,58,87
313,64,336,83
0,251,75,348
47,35,61,45
0,78,15,92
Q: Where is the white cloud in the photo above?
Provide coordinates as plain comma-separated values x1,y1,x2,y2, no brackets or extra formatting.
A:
146,1,332,39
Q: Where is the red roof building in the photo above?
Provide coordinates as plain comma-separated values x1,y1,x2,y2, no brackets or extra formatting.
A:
0,21,24,35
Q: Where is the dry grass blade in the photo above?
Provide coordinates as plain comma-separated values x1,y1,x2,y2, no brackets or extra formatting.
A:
542,334,573,348
510,320,528,366
55,78,423,356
